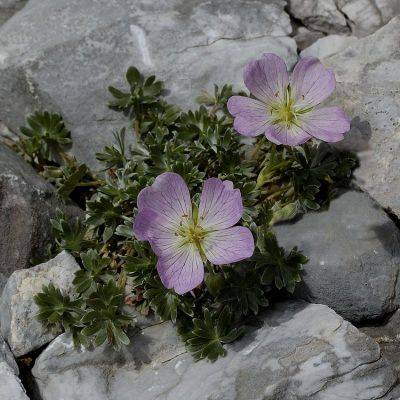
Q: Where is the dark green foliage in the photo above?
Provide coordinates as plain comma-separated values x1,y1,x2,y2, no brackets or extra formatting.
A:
24,66,356,361
50,211,90,255
81,281,131,350
256,229,307,293
19,111,71,164
73,249,111,294
34,284,83,331
180,308,245,361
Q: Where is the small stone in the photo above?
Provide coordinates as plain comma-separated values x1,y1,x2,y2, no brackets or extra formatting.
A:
274,190,400,322
0,251,80,357
31,301,398,399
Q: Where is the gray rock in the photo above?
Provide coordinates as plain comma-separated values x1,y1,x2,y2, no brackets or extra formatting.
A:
0,335,28,400
0,334,17,375
0,251,80,357
31,301,398,400
275,190,400,323
0,0,26,27
322,17,400,217
0,0,297,168
288,0,400,37
301,34,358,59
0,364,28,400
361,309,400,374
336,0,397,36
293,26,325,51
288,0,349,34
0,143,81,295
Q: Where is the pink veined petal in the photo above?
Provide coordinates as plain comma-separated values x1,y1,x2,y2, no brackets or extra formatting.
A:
299,106,350,143
133,208,161,241
203,226,255,265
137,172,192,228
227,96,270,137
198,178,243,230
291,57,336,108
157,243,204,294
264,124,312,146
244,53,289,105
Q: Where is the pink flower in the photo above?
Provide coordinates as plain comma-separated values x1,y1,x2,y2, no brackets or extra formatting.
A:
133,173,255,294
227,54,350,146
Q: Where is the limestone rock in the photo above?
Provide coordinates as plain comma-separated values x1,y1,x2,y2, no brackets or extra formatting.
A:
322,18,400,217
274,191,400,322
31,301,398,400
0,335,28,400
301,34,358,59
0,0,296,168
0,143,81,295
288,0,349,34
0,251,80,357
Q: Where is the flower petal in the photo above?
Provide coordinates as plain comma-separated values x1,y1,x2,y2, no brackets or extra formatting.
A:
299,106,350,142
244,53,289,105
198,178,243,230
157,243,204,294
137,172,192,228
203,226,255,265
291,57,336,108
227,96,270,137
265,124,312,146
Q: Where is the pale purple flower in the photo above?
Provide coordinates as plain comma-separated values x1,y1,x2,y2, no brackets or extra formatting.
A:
227,53,350,146
133,172,254,294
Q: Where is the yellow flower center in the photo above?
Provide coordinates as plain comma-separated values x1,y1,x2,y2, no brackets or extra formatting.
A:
269,86,313,128
176,214,208,255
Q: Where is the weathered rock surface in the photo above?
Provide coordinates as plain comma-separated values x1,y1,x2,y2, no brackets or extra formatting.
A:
0,335,28,400
288,0,349,34
0,0,26,27
293,26,325,51
301,34,358,59
0,0,297,168
275,190,400,323
336,0,399,36
361,309,400,374
0,143,81,295
0,251,79,357
320,17,400,217
31,301,398,400
288,0,399,36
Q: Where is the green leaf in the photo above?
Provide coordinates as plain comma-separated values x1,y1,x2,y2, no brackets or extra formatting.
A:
181,308,244,362
126,66,141,86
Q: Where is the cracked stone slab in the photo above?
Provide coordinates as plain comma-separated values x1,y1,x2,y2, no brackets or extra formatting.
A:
275,190,400,323
0,0,296,169
31,301,398,400
0,251,80,357
319,17,400,218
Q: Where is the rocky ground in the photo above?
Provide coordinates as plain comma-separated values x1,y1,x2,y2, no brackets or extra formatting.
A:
1,0,400,399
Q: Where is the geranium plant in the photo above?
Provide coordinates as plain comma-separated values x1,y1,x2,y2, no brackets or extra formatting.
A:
4,54,355,361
